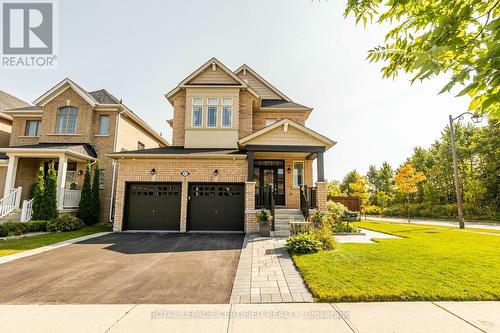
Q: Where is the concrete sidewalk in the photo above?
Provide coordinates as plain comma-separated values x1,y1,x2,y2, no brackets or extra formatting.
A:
367,216,500,230
0,302,497,332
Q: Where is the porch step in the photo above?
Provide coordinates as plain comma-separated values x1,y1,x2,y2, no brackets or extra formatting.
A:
270,209,306,237
0,209,22,222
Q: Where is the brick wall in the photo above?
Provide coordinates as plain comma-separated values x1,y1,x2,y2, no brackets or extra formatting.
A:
171,91,186,146
239,91,254,139
113,157,251,232
245,181,258,232
315,181,327,211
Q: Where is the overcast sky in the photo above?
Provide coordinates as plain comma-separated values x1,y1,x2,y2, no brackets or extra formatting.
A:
1,0,470,180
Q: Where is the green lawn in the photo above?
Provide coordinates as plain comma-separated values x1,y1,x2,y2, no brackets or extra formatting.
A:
291,221,500,302
0,225,111,257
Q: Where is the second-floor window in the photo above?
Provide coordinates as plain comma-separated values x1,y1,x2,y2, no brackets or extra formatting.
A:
207,106,217,127
98,115,110,135
221,98,232,128
56,107,78,134
25,120,41,136
192,97,203,127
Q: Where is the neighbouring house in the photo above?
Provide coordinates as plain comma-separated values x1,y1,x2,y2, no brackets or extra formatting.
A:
0,90,28,195
0,79,169,222
109,58,335,235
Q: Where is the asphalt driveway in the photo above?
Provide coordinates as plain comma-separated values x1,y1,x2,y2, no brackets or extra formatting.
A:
0,233,244,304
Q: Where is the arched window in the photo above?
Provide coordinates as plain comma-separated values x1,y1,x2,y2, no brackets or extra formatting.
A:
56,107,79,134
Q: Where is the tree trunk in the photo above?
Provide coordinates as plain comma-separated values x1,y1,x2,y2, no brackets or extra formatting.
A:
407,193,410,223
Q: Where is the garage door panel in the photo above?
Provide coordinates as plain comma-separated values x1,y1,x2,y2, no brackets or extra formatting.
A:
125,183,181,230
188,184,244,232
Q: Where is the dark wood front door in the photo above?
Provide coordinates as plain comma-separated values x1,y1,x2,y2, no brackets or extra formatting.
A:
254,160,285,207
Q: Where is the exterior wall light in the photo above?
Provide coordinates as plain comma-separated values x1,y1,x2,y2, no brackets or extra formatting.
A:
150,168,156,176
287,167,291,174
213,169,219,177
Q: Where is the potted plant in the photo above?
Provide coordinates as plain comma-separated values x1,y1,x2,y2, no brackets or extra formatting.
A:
256,209,272,237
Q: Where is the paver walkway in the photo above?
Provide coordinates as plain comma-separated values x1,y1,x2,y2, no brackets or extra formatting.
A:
230,234,313,304
335,228,400,244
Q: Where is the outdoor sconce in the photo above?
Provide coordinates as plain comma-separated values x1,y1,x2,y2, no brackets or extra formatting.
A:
150,168,156,176
287,167,291,174
78,170,83,176
213,169,219,177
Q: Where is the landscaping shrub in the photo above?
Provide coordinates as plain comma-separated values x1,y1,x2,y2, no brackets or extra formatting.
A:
47,215,85,232
286,232,323,254
326,201,348,221
309,210,326,225
341,211,360,221
0,220,48,237
383,203,500,221
310,224,336,251
90,163,101,224
42,162,58,220
331,220,359,233
364,205,383,215
79,162,93,225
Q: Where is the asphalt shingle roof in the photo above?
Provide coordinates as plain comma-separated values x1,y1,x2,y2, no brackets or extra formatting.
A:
7,143,97,158
110,147,244,156
261,99,310,109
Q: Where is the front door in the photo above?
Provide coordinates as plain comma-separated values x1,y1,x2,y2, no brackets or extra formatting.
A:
254,160,285,207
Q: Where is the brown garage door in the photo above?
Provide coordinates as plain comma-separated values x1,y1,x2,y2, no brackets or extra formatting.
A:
188,183,244,232
125,183,181,231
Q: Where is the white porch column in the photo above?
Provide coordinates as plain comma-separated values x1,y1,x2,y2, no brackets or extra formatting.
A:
3,155,19,197
56,154,68,210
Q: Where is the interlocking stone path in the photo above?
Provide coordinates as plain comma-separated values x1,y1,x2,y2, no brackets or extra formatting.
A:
230,234,313,304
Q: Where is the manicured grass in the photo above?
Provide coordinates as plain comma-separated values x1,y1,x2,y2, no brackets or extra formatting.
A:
291,221,500,302
0,225,111,257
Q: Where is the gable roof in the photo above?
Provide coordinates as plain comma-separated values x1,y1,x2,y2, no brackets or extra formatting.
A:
234,64,291,102
239,119,335,150
165,58,260,102
0,90,31,121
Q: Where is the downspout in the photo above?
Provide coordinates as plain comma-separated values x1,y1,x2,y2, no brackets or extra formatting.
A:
109,108,123,223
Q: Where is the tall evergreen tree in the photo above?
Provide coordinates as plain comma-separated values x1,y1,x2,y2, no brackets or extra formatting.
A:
31,163,45,220
42,161,58,220
340,170,360,195
90,162,101,224
79,162,93,225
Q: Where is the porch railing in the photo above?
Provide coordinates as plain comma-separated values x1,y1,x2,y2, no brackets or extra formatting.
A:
0,187,22,219
62,189,81,208
20,198,34,222
300,185,317,219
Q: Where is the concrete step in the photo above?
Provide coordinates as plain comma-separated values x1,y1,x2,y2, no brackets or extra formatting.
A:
271,230,290,237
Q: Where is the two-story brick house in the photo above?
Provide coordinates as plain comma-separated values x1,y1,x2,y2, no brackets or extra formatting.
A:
0,79,169,222
109,58,335,234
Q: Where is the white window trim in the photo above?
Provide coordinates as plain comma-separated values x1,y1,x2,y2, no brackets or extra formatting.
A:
56,107,79,134
221,106,232,128
98,115,110,135
207,97,218,106
206,106,218,128
221,97,233,106
192,106,203,128
293,161,305,188
192,97,203,105
25,120,41,137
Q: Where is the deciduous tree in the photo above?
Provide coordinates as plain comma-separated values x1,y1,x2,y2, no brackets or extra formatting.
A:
395,163,426,222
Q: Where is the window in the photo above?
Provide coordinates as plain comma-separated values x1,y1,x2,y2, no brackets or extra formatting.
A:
98,115,110,135
265,119,277,126
56,107,79,134
221,98,233,105
137,142,145,150
207,97,218,105
192,106,202,127
293,161,304,187
24,120,41,136
222,106,232,127
192,97,203,105
207,106,217,127
64,163,77,189
99,170,105,189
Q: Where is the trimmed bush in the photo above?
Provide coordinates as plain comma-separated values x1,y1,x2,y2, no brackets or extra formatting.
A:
310,224,336,251
364,205,383,215
78,162,93,225
42,162,58,220
47,215,85,232
32,163,45,220
90,163,101,224
0,220,48,237
326,201,348,221
286,233,323,254
331,220,359,233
